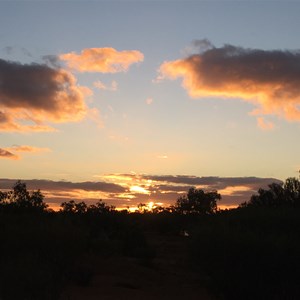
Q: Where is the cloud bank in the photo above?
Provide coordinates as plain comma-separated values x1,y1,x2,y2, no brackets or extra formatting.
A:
0,175,281,209
103,173,282,209
60,47,144,73
0,59,91,132
159,41,300,122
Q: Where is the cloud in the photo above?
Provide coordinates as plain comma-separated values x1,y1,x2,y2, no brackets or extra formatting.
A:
87,107,104,128
182,39,214,56
138,174,282,190
0,178,126,193
0,58,91,132
94,80,118,91
6,145,51,153
146,97,153,105
257,117,275,130
60,47,144,73
0,145,50,160
94,80,107,90
159,41,300,122
0,111,56,132
2,46,13,55
0,148,19,160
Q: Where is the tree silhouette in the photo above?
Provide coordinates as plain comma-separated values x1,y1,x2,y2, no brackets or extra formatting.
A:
87,199,115,214
61,199,115,214
241,177,300,208
60,200,88,213
0,180,48,211
61,200,77,213
284,177,300,206
175,187,221,214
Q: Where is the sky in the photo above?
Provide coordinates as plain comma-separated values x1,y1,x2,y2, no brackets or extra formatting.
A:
1,0,300,210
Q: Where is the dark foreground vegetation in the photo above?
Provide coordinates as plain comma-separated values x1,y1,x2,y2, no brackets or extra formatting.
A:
0,179,300,299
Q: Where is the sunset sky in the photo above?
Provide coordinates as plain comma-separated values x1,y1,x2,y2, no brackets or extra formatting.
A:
1,1,300,210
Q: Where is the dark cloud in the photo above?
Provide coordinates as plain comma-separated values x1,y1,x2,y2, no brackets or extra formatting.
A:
192,39,215,53
122,174,281,190
0,178,126,194
2,46,32,57
0,58,90,132
160,42,300,123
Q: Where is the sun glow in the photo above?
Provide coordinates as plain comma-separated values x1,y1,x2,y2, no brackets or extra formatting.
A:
148,201,154,210
129,185,150,194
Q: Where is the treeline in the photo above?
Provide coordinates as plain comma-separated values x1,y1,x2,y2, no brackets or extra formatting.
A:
0,179,300,299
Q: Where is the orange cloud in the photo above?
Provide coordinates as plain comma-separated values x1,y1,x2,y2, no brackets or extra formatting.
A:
159,41,300,122
60,47,144,73
6,145,51,153
0,145,50,160
0,148,19,160
257,117,275,131
0,59,92,132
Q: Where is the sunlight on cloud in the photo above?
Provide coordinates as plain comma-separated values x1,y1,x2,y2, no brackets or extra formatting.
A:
130,185,150,195
0,148,19,160
219,185,252,196
0,145,50,160
60,47,144,73
256,117,275,131
94,80,118,91
159,41,300,123
102,174,134,184
93,80,107,90
45,189,111,203
7,145,51,153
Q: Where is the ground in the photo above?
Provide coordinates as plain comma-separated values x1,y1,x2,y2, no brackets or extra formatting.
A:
60,233,214,300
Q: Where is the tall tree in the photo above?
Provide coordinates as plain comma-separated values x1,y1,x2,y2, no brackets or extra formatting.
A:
175,187,221,214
